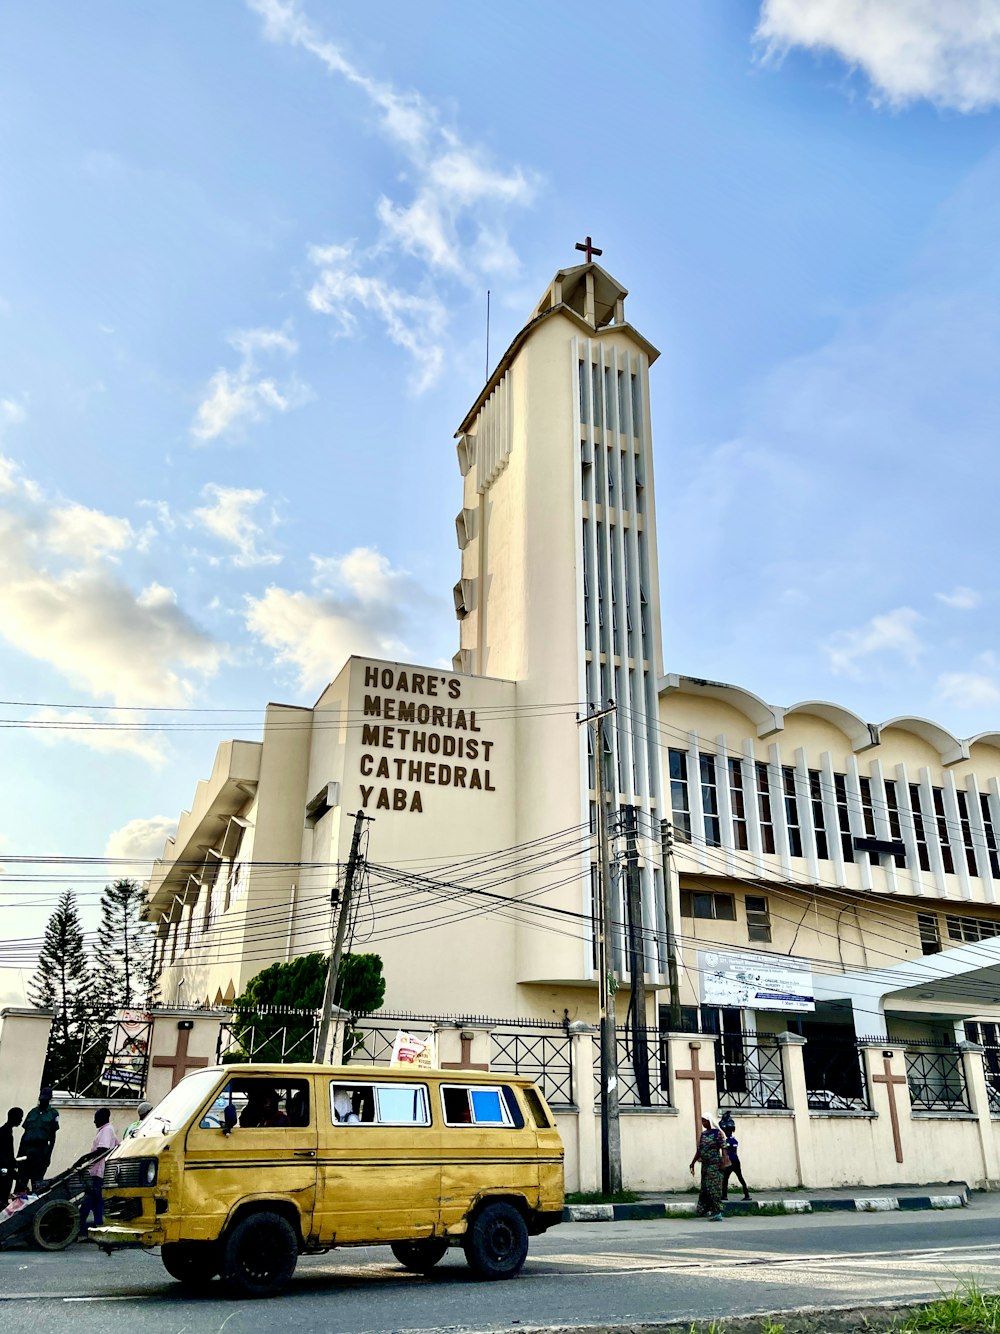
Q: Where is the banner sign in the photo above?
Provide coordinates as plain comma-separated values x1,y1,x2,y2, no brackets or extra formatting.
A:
101,1009,153,1094
700,950,815,1013
389,1030,435,1069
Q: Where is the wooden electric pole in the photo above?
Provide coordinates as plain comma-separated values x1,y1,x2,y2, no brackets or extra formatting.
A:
578,702,622,1195
622,805,651,1105
316,809,370,1064
660,818,682,1031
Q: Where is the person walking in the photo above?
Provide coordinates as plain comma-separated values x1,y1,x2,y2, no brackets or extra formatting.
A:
78,1108,119,1239
16,1088,59,1192
0,1108,23,1207
689,1115,726,1221
719,1113,751,1201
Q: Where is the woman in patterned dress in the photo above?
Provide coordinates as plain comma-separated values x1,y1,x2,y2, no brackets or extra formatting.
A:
689,1116,726,1221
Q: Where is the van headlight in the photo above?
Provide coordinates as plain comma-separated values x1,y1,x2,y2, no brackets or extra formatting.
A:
142,1158,158,1186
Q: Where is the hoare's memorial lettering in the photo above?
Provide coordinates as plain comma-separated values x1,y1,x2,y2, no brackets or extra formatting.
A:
358,666,499,814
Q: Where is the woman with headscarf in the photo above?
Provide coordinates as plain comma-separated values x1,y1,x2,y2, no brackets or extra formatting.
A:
689,1115,726,1221
333,1091,360,1124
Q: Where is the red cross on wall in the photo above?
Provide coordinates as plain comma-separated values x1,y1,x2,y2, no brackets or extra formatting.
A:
872,1053,907,1164
440,1034,490,1071
675,1041,715,1133
152,1025,210,1089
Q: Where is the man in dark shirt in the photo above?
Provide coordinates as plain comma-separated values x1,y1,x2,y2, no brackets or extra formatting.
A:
0,1107,24,1207
17,1089,59,1192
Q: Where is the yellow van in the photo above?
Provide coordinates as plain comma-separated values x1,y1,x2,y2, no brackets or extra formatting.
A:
91,1063,564,1297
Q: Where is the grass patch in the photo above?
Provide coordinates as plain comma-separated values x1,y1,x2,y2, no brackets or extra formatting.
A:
682,1281,1000,1332
564,1189,640,1205
892,1283,1000,1331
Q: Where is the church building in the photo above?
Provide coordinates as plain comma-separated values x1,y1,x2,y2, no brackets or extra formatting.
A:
147,255,1000,1070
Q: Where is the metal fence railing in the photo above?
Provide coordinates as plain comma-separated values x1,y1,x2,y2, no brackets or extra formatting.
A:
904,1044,971,1113
589,1027,670,1107
492,1030,574,1107
804,1038,871,1112
46,1013,152,1099
217,1006,319,1065
717,1034,786,1110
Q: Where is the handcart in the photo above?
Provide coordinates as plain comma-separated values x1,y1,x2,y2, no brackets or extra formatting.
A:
0,1150,106,1251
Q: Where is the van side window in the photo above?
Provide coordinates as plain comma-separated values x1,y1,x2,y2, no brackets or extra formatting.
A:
330,1083,429,1126
501,1085,525,1129
200,1078,310,1129
522,1087,551,1128
441,1085,513,1127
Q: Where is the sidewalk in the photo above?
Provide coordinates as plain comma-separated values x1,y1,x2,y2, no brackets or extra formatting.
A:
564,1181,971,1222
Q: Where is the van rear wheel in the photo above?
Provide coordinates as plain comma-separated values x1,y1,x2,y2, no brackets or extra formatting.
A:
390,1238,449,1273
220,1210,298,1298
462,1202,529,1280
161,1241,219,1287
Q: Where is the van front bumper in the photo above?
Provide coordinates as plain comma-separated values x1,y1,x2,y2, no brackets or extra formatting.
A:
89,1224,165,1250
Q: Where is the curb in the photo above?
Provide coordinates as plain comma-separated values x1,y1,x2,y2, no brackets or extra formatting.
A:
563,1185,968,1222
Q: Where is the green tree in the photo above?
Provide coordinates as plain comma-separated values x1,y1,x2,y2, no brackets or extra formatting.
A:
230,952,385,1063
94,877,158,1008
30,889,100,1089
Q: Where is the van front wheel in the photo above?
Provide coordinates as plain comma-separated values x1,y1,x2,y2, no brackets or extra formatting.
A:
390,1238,449,1273
463,1202,529,1280
221,1211,298,1298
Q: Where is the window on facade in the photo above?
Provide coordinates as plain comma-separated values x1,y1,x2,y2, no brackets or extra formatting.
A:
578,360,587,423
680,890,737,921
956,790,979,876
918,912,941,955
808,770,829,860
630,373,641,437
884,780,907,867
909,785,931,872
858,776,878,863
591,363,603,429
946,914,1000,943
604,366,616,433
755,762,776,854
782,767,803,858
981,793,1000,878
932,788,955,874
833,773,855,863
729,758,749,850
669,749,691,843
700,754,722,847
745,895,772,943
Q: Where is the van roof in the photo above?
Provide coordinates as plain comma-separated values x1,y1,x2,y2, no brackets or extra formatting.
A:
197,1064,536,1085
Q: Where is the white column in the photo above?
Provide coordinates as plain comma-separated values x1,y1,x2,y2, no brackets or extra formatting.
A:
795,747,819,883
714,733,737,872
845,754,873,892
768,741,793,875
966,772,995,905
920,766,950,898
743,740,765,876
944,771,972,902
820,751,847,888
686,731,707,871
868,757,897,896
894,763,924,897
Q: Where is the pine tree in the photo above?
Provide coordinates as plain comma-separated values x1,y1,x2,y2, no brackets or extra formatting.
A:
29,889,96,1087
94,878,157,1009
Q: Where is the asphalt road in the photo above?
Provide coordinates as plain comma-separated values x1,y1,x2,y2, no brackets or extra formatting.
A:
4,1202,1000,1333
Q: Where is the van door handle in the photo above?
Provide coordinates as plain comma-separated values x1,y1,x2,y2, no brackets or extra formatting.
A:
293,1149,316,1158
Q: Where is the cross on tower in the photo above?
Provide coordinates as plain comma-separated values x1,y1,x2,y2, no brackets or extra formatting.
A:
872,1052,908,1164
575,235,602,264
152,1024,210,1089
675,1041,716,1133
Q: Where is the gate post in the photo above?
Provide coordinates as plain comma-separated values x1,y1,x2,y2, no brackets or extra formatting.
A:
776,1031,813,1187
569,1023,599,1193
0,1007,53,1121
958,1039,1000,1187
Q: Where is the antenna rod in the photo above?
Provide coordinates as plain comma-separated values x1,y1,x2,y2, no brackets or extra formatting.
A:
486,289,491,380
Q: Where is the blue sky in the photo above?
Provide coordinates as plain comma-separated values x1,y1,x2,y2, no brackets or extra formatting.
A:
2,0,1000,999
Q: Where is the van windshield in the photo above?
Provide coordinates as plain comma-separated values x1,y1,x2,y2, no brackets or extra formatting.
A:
133,1069,223,1138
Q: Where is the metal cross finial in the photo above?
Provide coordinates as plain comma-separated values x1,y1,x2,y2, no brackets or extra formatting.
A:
575,235,602,264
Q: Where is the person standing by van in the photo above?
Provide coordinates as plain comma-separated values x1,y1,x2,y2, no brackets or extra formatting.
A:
78,1108,119,1238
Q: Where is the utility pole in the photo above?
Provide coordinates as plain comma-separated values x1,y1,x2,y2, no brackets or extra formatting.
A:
578,702,622,1195
316,809,369,1064
622,805,650,1105
660,819,682,1031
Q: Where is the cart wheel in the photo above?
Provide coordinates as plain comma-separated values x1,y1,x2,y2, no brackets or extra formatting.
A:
32,1199,80,1251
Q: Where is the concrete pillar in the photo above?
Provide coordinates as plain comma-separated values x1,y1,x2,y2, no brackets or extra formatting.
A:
958,1040,1000,1188
434,1023,492,1071
569,1026,599,1192
776,1031,812,1187
862,1044,912,1171
146,1009,226,1105
0,1008,53,1123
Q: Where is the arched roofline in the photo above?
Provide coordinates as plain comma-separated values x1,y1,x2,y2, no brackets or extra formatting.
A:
660,673,783,738
881,716,969,767
969,732,1000,753
785,701,879,753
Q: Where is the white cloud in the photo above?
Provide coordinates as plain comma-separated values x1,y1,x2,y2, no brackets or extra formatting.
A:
756,0,1000,112
28,708,169,767
935,586,982,610
825,606,924,676
938,671,1000,709
245,544,427,691
191,483,281,568
306,246,447,391
0,397,26,428
105,814,178,862
0,474,224,706
45,503,133,558
248,0,536,387
192,324,310,443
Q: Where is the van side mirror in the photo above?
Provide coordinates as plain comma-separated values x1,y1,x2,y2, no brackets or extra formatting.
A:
222,1104,238,1135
